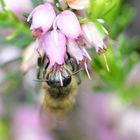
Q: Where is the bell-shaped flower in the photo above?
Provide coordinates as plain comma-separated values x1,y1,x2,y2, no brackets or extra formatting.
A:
67,39,91,63
67,39,91,79
55,10,81,39
66,0,89,10
44,30,66,67
27,3,56,36
82,22,107,53
67,39,84,63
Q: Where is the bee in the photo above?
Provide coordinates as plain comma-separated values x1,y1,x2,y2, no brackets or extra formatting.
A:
35,54,82,118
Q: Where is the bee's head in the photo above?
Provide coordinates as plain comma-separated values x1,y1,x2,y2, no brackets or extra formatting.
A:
46,66,72,88
35,57,81,88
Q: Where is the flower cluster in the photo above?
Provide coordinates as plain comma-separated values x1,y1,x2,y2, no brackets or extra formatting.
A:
27,0,108,85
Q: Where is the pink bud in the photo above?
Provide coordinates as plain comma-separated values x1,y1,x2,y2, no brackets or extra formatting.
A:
44,30,66,66
67,0,89,10
27,3,56,35
56,10,81,39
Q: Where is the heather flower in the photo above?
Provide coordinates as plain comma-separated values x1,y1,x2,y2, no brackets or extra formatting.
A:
67,39,91,63
82,22,110,72
24,0,110,82
44,30,66,67
27,3,56,37
55,10,81,39
82,22,107,54
66,0,89,10
67,39,91,79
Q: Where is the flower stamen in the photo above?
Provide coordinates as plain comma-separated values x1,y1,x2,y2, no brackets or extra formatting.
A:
84,62,91,80
103,54,110,72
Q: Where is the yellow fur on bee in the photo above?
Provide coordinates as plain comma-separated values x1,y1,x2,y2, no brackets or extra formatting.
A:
40,76,78,118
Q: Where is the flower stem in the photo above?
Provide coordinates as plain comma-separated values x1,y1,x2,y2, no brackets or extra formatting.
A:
54,0,63,11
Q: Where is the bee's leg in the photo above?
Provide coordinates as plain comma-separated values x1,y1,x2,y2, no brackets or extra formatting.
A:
42,62,49,79
67,53,77,71
66,53,81,84
76,72,81,85
70,57,81,85
36,54,46,79
37,56,43,79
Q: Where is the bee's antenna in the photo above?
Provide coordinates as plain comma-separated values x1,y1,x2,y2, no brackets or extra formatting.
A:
72,68,84,75
62,68,83,79
33,79,49,82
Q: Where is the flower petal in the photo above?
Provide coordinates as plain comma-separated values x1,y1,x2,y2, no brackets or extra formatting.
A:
27,3,56,34
44,30,66,66
67,39,91,79
82,22,106,53
67,39,90,63
56,10,81,39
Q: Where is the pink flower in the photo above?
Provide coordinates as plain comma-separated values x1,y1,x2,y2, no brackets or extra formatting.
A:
67,39,91,63
82,22,107,53
67,39,91,79
55,10,81,39
82,22,110,71
44,30,66,67
27,3,56,36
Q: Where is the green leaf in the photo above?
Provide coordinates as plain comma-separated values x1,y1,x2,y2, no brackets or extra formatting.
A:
109,5,135,39
88,0,121,21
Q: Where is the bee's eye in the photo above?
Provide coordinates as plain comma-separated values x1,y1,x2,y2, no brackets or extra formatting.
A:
46,69,71,87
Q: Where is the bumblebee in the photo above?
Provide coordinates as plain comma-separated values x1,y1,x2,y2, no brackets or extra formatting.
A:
35,54,81,118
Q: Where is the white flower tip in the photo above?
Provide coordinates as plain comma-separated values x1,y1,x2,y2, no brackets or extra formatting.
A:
27,17,30,22
27,12,33,22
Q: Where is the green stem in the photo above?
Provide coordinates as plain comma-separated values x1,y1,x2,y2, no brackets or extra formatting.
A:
54,0,63,11
0,0,6,11
79,18,89,24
